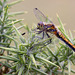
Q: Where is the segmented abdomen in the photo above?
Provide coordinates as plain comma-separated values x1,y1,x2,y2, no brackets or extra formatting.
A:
56,32,75,52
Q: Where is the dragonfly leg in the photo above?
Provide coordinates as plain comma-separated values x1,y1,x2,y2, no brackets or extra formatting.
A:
35,31,44,39
46,32,52,43
33,32,44,40
36,31,43,34
46,32,50,38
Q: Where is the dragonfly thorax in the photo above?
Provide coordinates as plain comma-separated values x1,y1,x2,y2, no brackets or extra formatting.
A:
37,22,57,34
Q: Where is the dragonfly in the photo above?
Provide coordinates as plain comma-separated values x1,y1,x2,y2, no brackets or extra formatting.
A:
33,8,75,52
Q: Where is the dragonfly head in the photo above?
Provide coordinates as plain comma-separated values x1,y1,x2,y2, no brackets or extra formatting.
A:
37,22,44,30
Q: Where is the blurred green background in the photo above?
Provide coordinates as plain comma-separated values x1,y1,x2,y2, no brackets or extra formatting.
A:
8,0,75,74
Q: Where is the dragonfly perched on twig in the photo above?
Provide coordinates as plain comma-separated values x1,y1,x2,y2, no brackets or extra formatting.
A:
33,8,75,52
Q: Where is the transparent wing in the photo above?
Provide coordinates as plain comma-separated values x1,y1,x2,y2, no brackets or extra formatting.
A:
34,8,53,23
28,37,52,52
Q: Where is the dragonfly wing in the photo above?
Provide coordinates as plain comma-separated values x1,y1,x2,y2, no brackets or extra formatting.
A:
29,37,52,51
34,8,53,23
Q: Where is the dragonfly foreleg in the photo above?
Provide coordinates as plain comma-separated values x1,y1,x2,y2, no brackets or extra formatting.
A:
35,31,44,39
36,30,43,34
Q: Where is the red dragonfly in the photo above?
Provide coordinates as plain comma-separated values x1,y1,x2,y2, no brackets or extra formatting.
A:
34,8,75,52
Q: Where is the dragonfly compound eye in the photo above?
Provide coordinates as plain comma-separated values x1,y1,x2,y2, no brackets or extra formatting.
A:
38,23,40,26
37,23,40,29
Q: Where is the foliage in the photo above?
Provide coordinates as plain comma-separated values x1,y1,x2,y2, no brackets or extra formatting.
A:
0,0,75,75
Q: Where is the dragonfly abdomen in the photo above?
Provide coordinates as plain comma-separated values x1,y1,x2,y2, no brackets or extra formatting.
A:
56,32,75,52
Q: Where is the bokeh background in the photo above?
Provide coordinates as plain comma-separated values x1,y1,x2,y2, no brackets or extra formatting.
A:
8,0,75,74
